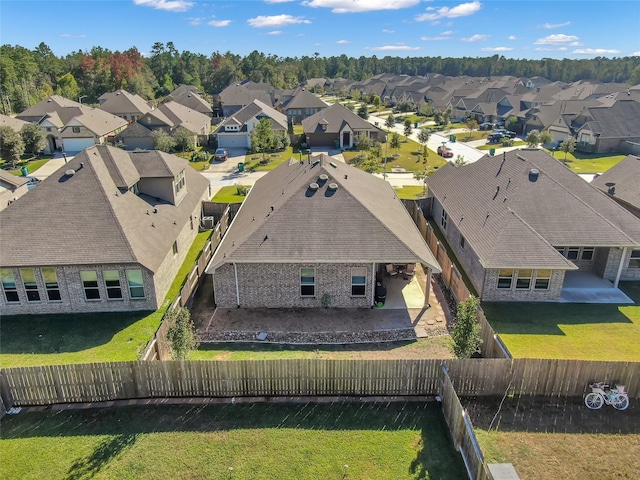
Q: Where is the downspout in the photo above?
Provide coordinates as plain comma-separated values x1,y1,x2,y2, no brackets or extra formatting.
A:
371,262,376,307
233,262,240,307
614,247,627,288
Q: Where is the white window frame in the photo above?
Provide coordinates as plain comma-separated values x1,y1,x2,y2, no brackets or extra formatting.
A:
441,209,448,230
629,250,640,269
515,269,532,290
126,269,146,299
20,268,41,302
81,270,100,300
104,270,123,300
1,268,20,303
534,269,551,290
41,267,61,302
351,267,367,297
497,269,513,289
300,267,315,297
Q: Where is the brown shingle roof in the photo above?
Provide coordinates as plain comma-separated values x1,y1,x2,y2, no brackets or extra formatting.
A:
592,155,640,210
98,90,152,116
0,145,209,271
427,149,640,269
207,154,440,272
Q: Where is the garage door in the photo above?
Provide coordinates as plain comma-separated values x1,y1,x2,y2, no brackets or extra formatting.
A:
218,134,248,149
63,138,96,153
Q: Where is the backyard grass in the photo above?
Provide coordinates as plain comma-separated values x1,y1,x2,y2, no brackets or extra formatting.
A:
0,230,214,368
0,402,467,480
243,147,297,171
343,137,446,173
557,152,626,173
477,141,527,150
211,185,250,203
394,185,428,200
191,337,453,360
482,282,640,361
1,157,51,175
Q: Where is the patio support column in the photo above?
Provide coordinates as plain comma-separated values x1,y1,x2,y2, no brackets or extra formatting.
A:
614,247,628,288
233,263,240,307
371,263,376,307
424,267,432,308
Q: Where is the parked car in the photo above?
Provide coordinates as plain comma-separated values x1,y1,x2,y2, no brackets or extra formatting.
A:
492,129,516,138
487,133,505,144
213,148,229,161
26,176,41,190
479,122,495,130
437,145,454,158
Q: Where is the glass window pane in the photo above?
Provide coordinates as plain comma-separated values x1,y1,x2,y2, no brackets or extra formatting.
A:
20,268,36,285
103,270,120,286
42,267,58,287
1,269,16,289
127,269,145,298
81,271,98,286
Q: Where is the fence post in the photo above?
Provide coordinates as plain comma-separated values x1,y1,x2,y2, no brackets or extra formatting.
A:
0,371,13,415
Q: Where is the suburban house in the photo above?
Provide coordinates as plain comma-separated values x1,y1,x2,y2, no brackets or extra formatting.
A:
573,100,640,154
0,170,28,211
426,149,640,302
98,89,152,122
592,155,640,218
166,85,213,117
118,101,211,150
0,145,210,314
16,95,128,153
279,88,328,124
217,81,276,117
0,113,29,133
206,154,441,308
214,99,287,149
302,103,386,149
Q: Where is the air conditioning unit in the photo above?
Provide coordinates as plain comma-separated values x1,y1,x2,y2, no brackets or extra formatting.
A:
201,216,215,230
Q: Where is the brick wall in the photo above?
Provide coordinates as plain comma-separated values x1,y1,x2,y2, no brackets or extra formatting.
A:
601,247,640,281
0,263,156,314
481,268,564,301
213,262,374,308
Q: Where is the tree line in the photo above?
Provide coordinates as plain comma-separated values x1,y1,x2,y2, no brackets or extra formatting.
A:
2,42,639,114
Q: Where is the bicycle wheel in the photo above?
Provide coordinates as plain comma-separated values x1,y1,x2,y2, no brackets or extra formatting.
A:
585,392,604,409
612,394,629,411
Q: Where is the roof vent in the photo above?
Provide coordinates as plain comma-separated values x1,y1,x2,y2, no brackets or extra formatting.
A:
528,168,540,182
64,169,75,176
329,162,337,168
318,174,328,182
605,182,616,195
309,183,319,190
328,183,338,190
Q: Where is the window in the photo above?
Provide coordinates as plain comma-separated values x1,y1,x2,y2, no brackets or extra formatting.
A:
172,241,178,255
129,183,139,195
497,269,513,289
46,127,52,132
300,267,315,297
41,267,61,301
441,209,448,230
535,269,551,290
581,248,595,261
175,169,186,194
629,250,640,269
459,235,465,249
126,269,145,299
81,270,100,300
1,269,19,303
19,268,40,302
103,270,123,299
72,126,81,133
351,267,367,297
516,269,532,290
566,247,580,261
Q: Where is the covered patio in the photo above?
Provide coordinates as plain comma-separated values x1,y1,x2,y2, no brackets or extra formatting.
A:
560,271,634,303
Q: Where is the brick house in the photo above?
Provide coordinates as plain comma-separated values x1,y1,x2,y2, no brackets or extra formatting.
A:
214,99,287,149
426,149,640,302
206,154,440,308
0,170,28,212
0,145,210,314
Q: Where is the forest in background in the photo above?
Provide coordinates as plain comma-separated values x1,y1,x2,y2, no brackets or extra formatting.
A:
2,41,640,114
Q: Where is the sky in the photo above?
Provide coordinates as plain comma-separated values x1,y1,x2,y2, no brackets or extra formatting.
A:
2,0,639,60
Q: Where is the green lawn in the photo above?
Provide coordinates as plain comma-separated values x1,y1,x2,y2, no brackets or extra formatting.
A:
244,147,297,171
176,146,214,172
482,282,640,361
191,337,453,360
394,185,428,200
0,230,213,368
0,402,466,480
477,141,527,150
211,185,250,203
451,131,489,142
1,157,51,175
556,152,626,173
343,137,447,173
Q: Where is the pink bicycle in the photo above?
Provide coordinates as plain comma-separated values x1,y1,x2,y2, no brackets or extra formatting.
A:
584,382,629,411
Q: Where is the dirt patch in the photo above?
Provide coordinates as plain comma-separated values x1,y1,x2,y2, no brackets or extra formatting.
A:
462,395,639,434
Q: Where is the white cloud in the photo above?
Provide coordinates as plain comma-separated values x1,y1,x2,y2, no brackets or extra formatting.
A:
267,30,283,35
248,14,311,28
480,47,513,52
337,39,350,44
441,30,455,35
303,0,420,13
265,0,295,3
189,17,202,26
208,19,231,27
573,48,621,55
535,47,568,52
632,51,640,56
539,21,571,29
60,33,86,38
461,34,489,42
415,1,481,22
382,29,395,33
421,36,448,41
366,44,421,51
534,34,580,45
133,0,193,12
508,35,516,40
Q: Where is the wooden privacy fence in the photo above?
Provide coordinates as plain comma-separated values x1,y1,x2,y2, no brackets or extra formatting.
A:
440,365,494,480
2,358,638,408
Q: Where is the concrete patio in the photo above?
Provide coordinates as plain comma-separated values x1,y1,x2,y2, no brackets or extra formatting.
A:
559,271,634,304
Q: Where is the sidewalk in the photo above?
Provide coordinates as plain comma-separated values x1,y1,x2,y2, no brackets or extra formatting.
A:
30,152,73,180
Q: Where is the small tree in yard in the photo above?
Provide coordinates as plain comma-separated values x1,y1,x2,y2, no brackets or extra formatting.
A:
390,132,401,156
152,129,176,152
451,295,482,358
464,119,478,139
453,154,467,167
525,129,541,148
251,117,274,161
384,114,395,131
21,123,47,157
403,119,412,138
0,126,25,168
166,306,199,360
559,137,576,162
357,103,369,120
539,130,553,152
173,126,196,152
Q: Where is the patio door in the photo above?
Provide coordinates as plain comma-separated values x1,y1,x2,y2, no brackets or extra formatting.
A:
342,131,350,147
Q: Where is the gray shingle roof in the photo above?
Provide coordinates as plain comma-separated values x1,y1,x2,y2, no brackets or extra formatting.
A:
98,90,152,116
0,114,29,132
592,155,640,210
0,145,209,271
302,103,385,135
207,154,440,272
217,100,287,131
0,170,28,188
157,101,211,133
427,149,640,269
283,89,328,110
580,100,640,137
